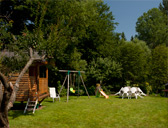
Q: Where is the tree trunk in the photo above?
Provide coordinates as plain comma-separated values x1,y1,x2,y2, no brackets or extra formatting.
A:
0,48,45,127
7,58,35,109
0,73,13,128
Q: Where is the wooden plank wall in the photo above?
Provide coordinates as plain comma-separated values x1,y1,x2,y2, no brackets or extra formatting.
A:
1,64,50,102
9,73,32,102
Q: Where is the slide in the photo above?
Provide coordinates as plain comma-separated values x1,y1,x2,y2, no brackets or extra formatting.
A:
99,90,109,99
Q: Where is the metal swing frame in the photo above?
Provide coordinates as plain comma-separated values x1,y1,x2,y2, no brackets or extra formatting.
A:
58,70,90,102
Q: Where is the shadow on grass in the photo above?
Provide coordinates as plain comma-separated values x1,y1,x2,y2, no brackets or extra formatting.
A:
45,96,90,103
11,102,26,110
114,96,147,99
114,96,121,99
8,102,43,119
44,98,61,103
9,110,37,119
9,110,24,119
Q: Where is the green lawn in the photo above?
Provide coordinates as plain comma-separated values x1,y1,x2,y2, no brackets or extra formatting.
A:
9,96,168,128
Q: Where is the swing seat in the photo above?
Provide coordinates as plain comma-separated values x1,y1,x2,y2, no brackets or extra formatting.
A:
70,87,75,93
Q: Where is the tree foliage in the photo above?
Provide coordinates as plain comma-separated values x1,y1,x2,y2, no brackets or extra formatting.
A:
0,19,13,49
2,0,168,127
0,0,168,97
151,45,168,93
136,8,168,48
118,39,151,84
159,0,168,16
121,32,126,41
86,57,122,87
0,0,39,34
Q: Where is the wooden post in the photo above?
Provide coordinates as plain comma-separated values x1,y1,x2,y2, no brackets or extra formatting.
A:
67,71,70,102
78,74,80,97
80,75,90,99
59,75,67,95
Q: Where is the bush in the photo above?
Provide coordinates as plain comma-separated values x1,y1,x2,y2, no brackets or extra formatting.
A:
86,57,122,90
87,85,96,96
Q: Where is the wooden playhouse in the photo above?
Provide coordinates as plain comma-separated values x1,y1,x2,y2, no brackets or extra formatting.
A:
9,61,49,103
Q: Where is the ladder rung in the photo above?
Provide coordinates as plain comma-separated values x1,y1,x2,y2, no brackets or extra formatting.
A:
29,101,36,103
27,108,34,111
28,103,36,105
27,104,35,107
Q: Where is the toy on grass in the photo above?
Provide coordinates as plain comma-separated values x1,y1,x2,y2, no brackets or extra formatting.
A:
95,83,109,99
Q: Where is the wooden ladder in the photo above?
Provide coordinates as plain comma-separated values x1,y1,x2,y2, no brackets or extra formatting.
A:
24,98,38,114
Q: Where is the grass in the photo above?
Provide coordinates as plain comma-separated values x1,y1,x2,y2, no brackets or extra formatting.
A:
9,96,168,128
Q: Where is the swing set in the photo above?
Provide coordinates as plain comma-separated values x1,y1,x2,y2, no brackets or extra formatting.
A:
59,70,90,102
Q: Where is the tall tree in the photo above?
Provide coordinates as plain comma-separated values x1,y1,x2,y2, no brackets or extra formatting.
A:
151,45,168,93
130,36,134,41
118,39,151,84
1,0,118,67
1,0,119,97
159,0,168,16
77,1,117,62
136,8,168,48
121,32,126,41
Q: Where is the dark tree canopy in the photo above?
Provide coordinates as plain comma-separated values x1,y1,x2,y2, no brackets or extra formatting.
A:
0,0,38,34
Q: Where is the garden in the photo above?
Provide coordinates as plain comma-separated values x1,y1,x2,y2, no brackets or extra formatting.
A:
0,0,168,127
9,95,168,128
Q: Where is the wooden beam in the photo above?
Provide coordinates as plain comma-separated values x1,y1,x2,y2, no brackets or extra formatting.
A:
59,70,85,73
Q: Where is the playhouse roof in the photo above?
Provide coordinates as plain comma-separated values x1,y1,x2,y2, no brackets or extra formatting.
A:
0,49,46,61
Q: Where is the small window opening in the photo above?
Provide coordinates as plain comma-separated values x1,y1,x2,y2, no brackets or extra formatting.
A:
39,66,46,78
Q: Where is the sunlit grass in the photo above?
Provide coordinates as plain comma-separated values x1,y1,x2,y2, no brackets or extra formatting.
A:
9,96,168,128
